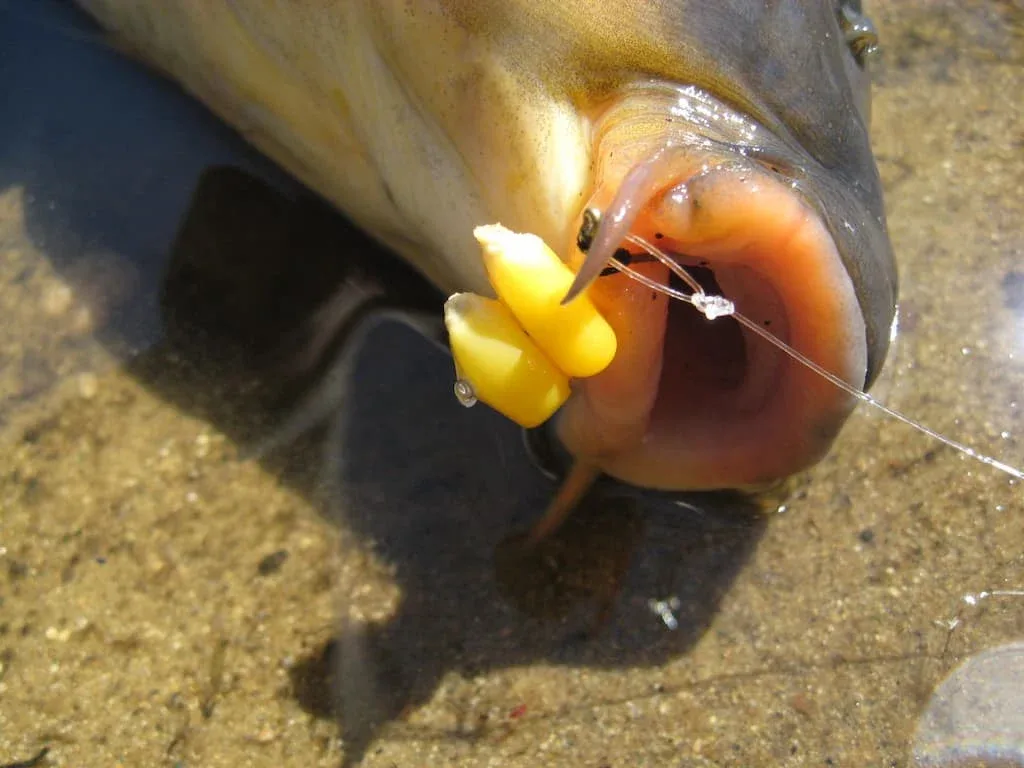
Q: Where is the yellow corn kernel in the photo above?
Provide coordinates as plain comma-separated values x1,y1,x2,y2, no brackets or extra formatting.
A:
474,224,617,378
444,292,570,428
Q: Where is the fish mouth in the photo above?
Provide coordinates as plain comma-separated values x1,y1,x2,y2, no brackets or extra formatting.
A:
549,145,869,492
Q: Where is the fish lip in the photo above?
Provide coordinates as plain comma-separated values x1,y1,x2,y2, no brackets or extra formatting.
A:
741,144,896,388
521,423,776,499
585,80,896,385
551,156,870,492
533,80,896,493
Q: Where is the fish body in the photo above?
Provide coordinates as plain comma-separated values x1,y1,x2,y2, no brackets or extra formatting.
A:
75,0,897,491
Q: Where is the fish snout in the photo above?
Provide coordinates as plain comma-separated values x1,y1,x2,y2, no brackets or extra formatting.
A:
550,148,870,492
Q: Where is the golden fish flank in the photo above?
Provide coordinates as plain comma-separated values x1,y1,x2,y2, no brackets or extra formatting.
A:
75,0,898,491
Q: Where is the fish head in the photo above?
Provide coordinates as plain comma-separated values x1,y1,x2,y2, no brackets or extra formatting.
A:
425,0,896,491
78,0,895,492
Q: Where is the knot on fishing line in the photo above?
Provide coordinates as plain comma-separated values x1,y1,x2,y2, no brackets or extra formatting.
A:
691,292,735,320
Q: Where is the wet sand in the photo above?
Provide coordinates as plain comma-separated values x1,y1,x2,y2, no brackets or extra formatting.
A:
1,1,1022,766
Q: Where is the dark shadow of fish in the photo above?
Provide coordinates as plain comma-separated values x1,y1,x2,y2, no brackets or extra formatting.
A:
152,163,770,767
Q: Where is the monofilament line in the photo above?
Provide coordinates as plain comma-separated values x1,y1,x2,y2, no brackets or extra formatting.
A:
605,247,1024,483
731,312,1024,481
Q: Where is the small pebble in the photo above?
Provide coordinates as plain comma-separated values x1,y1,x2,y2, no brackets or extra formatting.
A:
41,281,73,316
77,372,98,399
253,727,277,743
44,626,70,642
257,550,289,576
70,306,94,334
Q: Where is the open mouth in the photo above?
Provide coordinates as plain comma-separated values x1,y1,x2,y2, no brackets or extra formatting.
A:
551,148,869,491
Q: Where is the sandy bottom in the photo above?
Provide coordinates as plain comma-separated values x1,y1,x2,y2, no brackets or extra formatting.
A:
1,1,1022,766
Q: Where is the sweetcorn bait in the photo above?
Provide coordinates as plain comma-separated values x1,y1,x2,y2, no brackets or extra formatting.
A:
444,293,571,428
474,224,617,378
443,224,617,428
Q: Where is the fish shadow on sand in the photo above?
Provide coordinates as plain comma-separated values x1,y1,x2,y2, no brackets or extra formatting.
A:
154,165,771,767
3,3,769,764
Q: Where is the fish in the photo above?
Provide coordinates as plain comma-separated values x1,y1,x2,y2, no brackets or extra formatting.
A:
73,0,897,492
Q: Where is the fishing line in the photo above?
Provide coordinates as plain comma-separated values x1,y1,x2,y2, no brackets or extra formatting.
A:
607,234,1024,483
625,234,705,295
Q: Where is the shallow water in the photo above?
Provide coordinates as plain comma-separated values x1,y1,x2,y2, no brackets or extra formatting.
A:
0,1,1022,766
